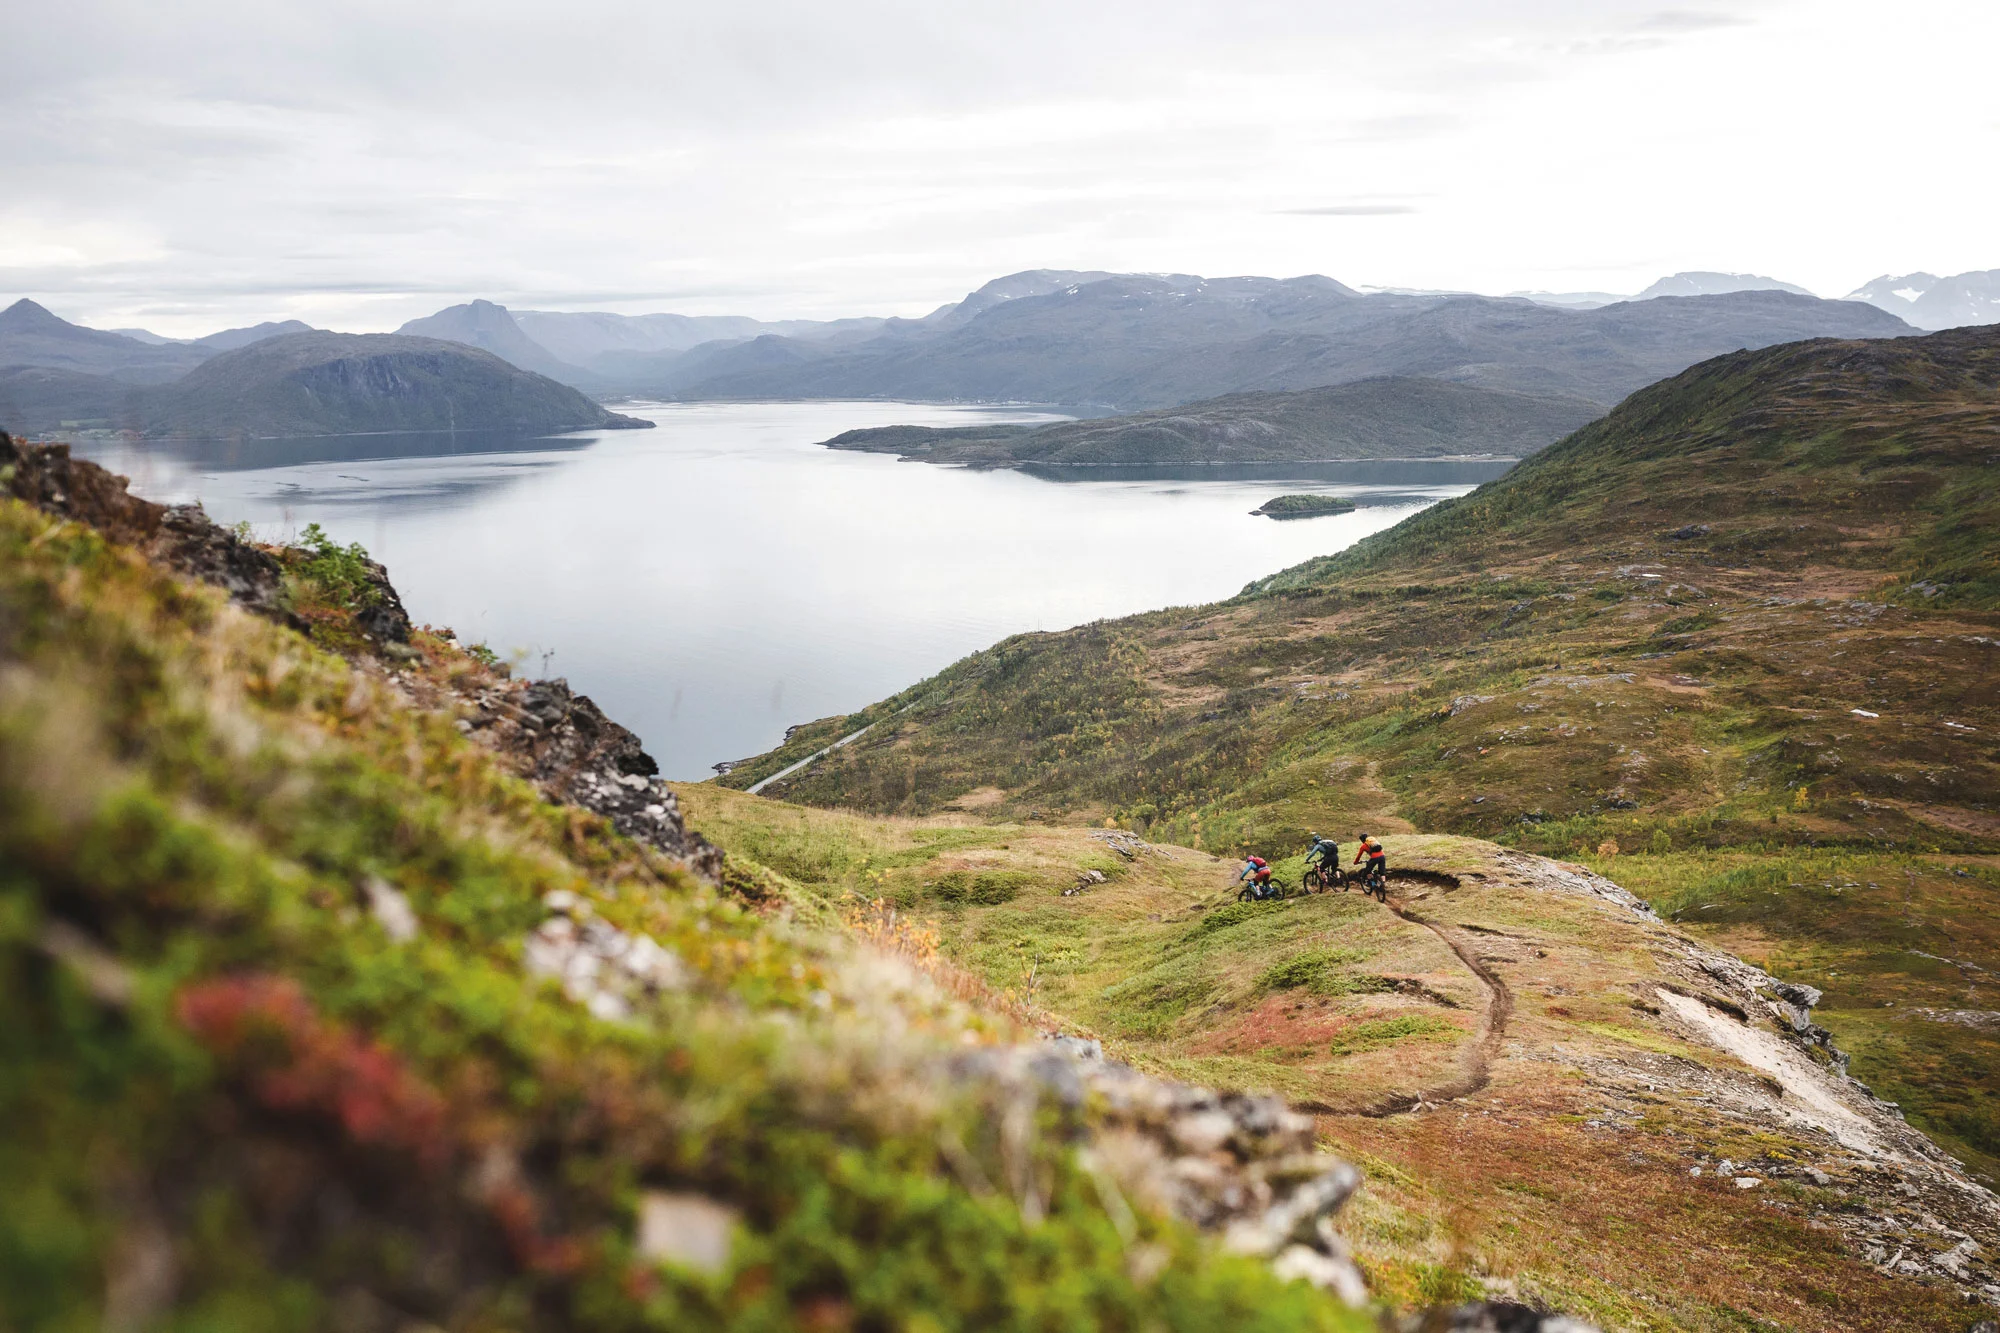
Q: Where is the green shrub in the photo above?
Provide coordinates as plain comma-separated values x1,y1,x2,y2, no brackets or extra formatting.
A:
1327,1014,1458,1056
1256,949,1365,993
928,869,1034,905
292,521,381,609
1195,901,1268,933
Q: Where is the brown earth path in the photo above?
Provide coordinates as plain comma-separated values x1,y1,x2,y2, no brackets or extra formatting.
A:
1351,884,1515,1117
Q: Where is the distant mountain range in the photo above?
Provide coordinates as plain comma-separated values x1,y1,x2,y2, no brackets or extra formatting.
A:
822,378,1605,467
592,273,1906,411
1844,270,2000,331
1516,271,1818,309
9,258,1990,449
0,298,213,384
0,300,644,438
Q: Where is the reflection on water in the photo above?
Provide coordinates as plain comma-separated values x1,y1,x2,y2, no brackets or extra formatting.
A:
76,403,1510,780
1020,459,1516,486
101,427,600,473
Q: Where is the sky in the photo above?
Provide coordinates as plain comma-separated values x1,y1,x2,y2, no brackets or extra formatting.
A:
2,0,1995,336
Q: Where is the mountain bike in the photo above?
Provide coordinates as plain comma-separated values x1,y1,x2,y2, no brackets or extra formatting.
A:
1356,864,1387,902
1305,861,1345,894
1236,877,1289,903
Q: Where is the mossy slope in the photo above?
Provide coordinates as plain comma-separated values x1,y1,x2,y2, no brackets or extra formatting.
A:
0,487,1364,1332
720,324,2000,1202
675,787,1996,1331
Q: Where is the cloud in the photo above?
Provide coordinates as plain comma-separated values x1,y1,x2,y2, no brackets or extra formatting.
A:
0,0,1993,333
1275,205,1420,217
1635,10,1753,31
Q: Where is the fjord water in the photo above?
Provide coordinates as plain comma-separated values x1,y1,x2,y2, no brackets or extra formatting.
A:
78,403,1507,778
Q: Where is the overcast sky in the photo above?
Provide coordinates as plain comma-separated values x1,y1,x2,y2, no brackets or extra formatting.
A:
3,0,1994,335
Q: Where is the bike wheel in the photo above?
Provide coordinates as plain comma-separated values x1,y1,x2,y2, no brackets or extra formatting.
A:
1237,886,1254,903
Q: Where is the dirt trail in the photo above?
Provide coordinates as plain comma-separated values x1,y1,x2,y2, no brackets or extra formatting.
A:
1338,874,1513,1118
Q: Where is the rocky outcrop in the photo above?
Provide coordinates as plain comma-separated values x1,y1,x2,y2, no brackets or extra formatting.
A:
433,665,721,880
2,434,292,620
993,1038,1372,1302
3,430,715,882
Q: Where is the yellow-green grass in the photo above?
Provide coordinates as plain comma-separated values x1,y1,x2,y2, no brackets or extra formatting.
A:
681,790,1983,1329
0,494,1369,1333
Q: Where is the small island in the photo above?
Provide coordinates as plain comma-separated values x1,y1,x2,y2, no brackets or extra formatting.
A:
1251,493,1358,520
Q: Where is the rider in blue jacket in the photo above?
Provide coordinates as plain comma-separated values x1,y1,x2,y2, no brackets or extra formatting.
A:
1303,831,1341,885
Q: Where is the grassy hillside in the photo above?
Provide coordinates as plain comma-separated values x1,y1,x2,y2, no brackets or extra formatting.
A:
0,437,1372,1331
721,325,2000,1184
675,786,1998,1330
822,379,1602,467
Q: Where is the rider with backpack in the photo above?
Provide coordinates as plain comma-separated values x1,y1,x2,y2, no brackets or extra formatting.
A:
1237,854,1276,900
1353,835,1387,896
1303,832,1341,890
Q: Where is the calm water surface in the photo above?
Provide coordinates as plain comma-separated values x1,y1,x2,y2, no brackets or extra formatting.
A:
78,403,1510,778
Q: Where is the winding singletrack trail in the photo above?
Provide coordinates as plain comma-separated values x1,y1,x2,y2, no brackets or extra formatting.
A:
1338,872,1514,1118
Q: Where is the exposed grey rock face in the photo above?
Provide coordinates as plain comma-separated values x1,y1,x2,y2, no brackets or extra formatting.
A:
4,432,718,886
959,1038,1373,1305
448,672,721,880
524,888,690,1021
2,434,293,622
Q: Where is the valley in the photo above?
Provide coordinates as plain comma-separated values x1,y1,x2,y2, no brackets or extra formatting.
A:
11,3,2000,1328
673,786,1998,1328
5,313,1998,1330
709,324,2000,1321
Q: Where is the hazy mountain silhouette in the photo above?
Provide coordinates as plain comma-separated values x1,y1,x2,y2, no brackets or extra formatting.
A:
194,319,320,351
147,332,650,437
1634,271,1812,299
516,270,1122,388
0,299,211,383
1847,270,2000,331
0,330,650,438
635,273,1910,410
511,310,894,368
396,299,589,384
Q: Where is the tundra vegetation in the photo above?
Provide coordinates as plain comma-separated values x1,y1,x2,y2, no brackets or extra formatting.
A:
714,326,2000,1328
0,440,1367,1332
6,319,1999,1332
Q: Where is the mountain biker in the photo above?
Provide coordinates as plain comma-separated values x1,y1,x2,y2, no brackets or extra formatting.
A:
1238,854,1274,899
1353,835,1386,884
1303,832,1341,887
